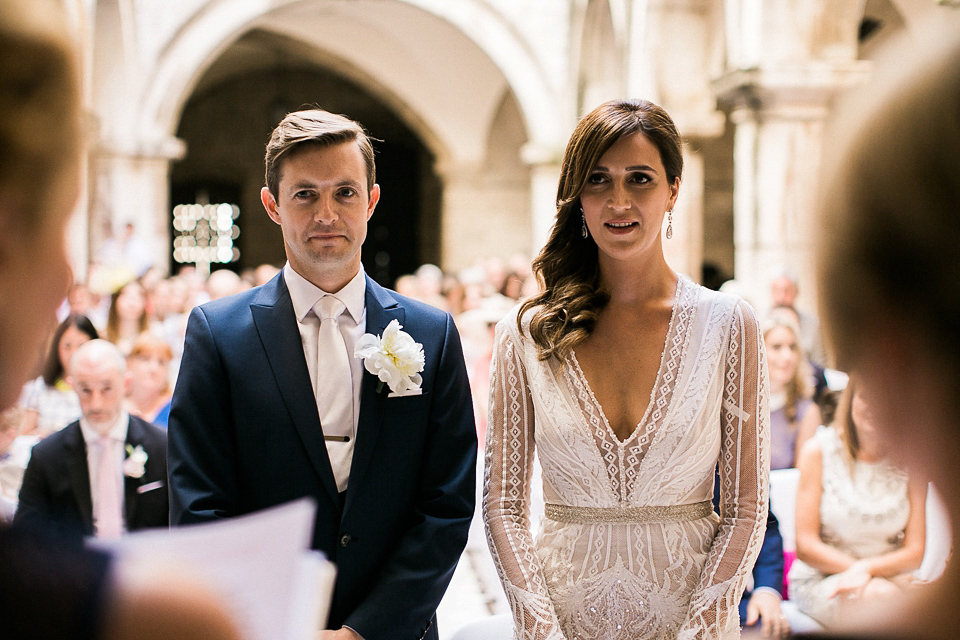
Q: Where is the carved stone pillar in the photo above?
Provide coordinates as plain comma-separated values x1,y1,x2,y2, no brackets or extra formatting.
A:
715,0,869,311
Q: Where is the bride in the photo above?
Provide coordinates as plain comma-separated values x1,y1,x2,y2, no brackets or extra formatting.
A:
483,99,769,639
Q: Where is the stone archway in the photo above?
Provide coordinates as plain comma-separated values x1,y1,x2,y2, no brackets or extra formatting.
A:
170,30,441,285
127,0,563,272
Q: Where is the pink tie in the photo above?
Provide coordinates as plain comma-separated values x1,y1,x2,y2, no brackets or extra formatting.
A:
93,435,123,538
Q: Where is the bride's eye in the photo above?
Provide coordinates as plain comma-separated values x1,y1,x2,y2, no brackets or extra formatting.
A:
586,172,607,185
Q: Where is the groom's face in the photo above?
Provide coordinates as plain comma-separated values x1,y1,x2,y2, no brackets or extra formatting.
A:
261,140,380,290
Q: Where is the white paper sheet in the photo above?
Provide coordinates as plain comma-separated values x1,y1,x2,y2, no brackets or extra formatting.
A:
91,499,335,640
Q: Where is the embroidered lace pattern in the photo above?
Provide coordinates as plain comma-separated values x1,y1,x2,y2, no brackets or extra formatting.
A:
483,277,770,640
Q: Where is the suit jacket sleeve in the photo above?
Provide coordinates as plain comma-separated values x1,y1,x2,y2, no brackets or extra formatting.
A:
752,502,784,595
168,305,241,524
13,445,53,531
345,312,477,640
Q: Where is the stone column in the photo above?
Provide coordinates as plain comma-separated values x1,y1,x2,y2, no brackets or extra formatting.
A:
88,135,185,276
715,0,869,312
522,142,563,258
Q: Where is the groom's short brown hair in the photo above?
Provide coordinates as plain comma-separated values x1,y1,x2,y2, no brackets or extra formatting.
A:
263,109,376,198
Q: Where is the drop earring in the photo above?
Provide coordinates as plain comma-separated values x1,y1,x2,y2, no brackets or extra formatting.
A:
666,210,673,240
581,209,588,239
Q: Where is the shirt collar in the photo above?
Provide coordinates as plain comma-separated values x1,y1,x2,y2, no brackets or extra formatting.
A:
284,262,366,325
80,411,129,445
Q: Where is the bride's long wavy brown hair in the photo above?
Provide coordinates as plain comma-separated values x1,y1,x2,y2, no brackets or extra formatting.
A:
519,99,683,361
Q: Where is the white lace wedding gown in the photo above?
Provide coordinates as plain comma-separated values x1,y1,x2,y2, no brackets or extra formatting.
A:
483,277,769,640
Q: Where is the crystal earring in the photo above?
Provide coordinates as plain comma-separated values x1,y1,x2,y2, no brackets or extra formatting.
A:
666,210,673,240
581,209,588,239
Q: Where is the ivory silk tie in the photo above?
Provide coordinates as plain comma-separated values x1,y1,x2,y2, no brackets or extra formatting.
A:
314,295,354,492
93,435,123,538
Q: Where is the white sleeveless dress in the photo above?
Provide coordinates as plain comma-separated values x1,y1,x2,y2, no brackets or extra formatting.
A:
787,427,911,626
483,277,770,640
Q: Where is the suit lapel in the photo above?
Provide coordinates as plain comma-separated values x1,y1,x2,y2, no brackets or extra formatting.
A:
62,423,94,533
251,273,341,505
345,276,404,513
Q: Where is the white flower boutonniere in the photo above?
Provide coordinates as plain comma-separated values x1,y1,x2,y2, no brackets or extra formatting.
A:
123,444,148,479
354,319,425,397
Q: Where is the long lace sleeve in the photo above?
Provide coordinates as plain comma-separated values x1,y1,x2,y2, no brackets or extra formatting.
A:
677,299,771,639
483,321,565,640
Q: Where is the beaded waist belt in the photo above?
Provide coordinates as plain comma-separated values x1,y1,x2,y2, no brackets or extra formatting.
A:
544,500,714,524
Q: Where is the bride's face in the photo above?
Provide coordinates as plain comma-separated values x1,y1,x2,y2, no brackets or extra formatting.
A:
579,132,678,266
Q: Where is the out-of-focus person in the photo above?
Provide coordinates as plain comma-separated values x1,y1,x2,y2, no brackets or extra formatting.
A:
769,269,827,367
414,262,449,310
805,22,960,640
0,407,39,521
0,2,240,638
763,312,822,469
125,332,174,428
106,279,148,355
20,314,97,437
253,262,280,287
206,268,245,301
15,339,169,538
789,381,926,629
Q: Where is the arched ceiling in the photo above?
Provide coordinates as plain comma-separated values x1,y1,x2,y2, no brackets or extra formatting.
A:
136,0,561,171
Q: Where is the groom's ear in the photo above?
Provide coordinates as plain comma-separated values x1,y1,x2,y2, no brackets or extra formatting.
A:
366,184,380,221
261,187,281,225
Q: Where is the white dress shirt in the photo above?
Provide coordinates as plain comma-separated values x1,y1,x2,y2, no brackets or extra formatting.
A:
284,263,366,491
80,411,129,532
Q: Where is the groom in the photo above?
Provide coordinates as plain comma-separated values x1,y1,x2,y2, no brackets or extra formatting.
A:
168,109,477,640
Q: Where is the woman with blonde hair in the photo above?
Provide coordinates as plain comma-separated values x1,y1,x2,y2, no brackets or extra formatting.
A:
763,310,822,469
483,99,768,639
125,332,174,428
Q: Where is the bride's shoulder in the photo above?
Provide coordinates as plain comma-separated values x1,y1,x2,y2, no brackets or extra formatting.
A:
686,277,759,325
494,302,538,346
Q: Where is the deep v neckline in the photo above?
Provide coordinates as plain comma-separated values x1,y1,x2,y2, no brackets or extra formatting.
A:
570,277,685,445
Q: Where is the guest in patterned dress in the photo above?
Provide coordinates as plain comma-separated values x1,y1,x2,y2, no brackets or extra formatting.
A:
789,381,926,628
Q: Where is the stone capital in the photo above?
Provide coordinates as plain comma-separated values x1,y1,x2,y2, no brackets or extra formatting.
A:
713,62,872,119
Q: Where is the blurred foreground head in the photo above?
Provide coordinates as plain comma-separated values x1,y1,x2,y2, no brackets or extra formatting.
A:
0,0,83,409
818,24,960,484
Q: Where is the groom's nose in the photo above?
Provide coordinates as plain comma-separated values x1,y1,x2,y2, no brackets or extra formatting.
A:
315,195,339,225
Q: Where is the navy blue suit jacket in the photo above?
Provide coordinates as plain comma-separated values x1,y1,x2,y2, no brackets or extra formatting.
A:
15,415,168,539
168,272,477,640
712,473,784,622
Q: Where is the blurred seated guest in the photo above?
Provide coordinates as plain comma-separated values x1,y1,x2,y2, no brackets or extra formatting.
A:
206,268,244,301
764,312,822,469
20,314,97,437
125,333,174,428
106,279,148,355
414,263,449,310
0,407,39,521
15,340,168,539
769,269,827,367
788,381,926,629
253,263,280,287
